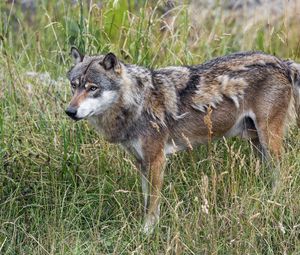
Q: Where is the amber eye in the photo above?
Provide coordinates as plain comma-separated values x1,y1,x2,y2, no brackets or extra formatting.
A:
89,86,98,91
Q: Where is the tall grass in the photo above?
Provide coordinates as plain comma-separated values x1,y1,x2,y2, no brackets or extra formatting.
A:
0,0,300,254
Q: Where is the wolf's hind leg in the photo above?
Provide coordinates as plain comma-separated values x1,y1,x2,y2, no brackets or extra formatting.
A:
255,111,286,190
256,114,285,160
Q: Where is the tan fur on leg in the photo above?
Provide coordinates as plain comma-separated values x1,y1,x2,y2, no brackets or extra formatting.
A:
141,138,166,234
255,112,286,191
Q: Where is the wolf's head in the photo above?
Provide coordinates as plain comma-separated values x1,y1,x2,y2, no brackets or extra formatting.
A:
65,47,123,121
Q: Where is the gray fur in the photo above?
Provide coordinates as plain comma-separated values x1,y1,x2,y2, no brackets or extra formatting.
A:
66,50,300,145
66,49,300,233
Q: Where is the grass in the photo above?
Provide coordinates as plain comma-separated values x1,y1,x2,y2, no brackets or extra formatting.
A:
0,0,300,254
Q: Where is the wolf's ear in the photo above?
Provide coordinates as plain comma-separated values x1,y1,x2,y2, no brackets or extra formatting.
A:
101,53,121,73
71,46,84,64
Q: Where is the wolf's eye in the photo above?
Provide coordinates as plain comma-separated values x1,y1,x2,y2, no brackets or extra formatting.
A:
89,86,98,92
71,83,76,89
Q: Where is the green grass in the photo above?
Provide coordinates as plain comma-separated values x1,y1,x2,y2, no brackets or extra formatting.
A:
1,1,300,254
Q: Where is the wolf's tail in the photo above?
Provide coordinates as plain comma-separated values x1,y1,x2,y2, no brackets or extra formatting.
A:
286,60,300,127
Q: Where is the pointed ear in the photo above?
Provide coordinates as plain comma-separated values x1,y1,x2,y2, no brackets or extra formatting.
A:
101,52,120,71
70,46,84,64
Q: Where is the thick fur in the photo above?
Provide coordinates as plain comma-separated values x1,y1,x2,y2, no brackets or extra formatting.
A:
66,49,300,233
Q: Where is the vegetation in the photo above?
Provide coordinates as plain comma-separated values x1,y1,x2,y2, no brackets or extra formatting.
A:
0,1,300,254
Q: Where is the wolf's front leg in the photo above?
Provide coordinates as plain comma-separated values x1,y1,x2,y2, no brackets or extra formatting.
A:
142,148,166,234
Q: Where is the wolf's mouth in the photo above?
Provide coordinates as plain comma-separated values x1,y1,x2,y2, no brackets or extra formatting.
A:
66,114,82,121
86,111,94,118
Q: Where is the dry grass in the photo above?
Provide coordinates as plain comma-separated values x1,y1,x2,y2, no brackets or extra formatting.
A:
0,1,300,254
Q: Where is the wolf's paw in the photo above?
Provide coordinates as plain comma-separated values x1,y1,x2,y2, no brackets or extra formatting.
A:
142,215,157,235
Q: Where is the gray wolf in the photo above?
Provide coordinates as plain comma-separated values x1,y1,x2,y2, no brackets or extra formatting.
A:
65,47,300,233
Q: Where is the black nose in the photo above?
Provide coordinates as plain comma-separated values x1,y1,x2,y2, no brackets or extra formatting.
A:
65,107,78,120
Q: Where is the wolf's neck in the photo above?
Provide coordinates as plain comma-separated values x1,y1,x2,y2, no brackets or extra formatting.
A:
90,102,139,143
118,64,153,115
121,64,185,124
89,64,186,142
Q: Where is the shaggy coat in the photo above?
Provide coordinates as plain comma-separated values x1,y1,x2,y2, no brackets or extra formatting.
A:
66,48,300,233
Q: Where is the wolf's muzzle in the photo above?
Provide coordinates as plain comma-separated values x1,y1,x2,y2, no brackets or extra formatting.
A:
65,107,80,121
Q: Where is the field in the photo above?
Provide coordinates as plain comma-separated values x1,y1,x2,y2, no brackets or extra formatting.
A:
1,1,300,254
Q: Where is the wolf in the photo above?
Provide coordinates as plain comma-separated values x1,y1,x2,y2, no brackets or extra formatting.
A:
65,47,300,233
